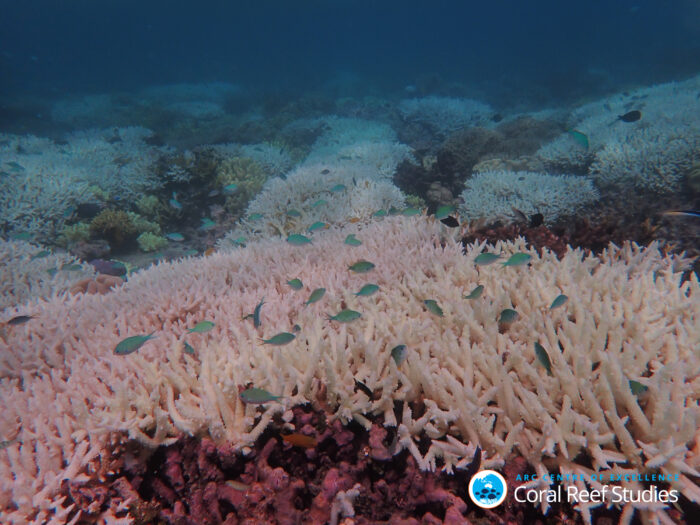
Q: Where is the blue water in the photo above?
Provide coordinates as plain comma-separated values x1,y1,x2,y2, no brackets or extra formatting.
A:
2,0,699,106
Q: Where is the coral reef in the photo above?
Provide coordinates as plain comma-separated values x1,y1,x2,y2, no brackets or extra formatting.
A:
535,74,700,193
89,209,139,249
214,156,269,216
0,217,697,524
0,239,94,310
458,170,599,225
0,127,171,240
69,274,124,295
397,96,493,136
69,406,609,524
136,232,168,252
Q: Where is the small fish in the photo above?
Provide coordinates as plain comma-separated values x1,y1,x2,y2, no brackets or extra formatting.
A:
354,379,374,398
391,344,407,366
0,438,20,450
223,183,238,194
282,433,318,448
321,168,330,175
248,213,264,221
253,298,265,328
328,309,362,322
292,324,301,332
348,217,361,223
307,221,327,232
183,341,195,355
188,321,215,333
114,333,156,355
183,249,199,256
401,207,421,216
474,253,501,266
260,332,296,345
549,294,568,309
30,250,51,260
311,199,328,208
232,236,247,246
511,207,528,223
61,263,83,271
529,213,544,227
5,161,24,171
534,342,552,376
498,308,519,323
287,233,312,245
239,387,283,404
629,380,648,395
662,210,700,218
9,232,31,241
440,216,460,228
372,209,387,217
286,209,302,217
618,110,641,123
330,184,346,192
165,232,184,242
434,205,456,220
502,253,532,266
208,189,220,198
169,192,182,210
200,218,216,230
355,284,379,296
344,234,362,246
6,315,34,325
348,260,375,273
305,287,326,305
225,480,250,491
46,268,58,277
287,278,303,290
568,129,589,149
423,299,444,317
463,285,484,299
463,445,482,482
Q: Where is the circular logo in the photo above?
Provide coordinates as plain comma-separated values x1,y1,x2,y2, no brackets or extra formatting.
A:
468,470,507,508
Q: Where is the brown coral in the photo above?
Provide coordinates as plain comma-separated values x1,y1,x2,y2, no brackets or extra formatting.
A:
89,209,138,248
69,274,124,295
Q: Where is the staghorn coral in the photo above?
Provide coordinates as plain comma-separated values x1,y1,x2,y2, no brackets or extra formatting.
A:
0,239,95,311
458,170,599,225
0,128,171,241
0,216,697,524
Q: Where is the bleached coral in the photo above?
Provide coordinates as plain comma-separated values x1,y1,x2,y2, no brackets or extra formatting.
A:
0,239,94,311
535,74,700,192
217,116,413,243
0,128,171,240
0,216,697,524
398,96,494,134
210,142,295,176
218,163,406,244
458,170,599,224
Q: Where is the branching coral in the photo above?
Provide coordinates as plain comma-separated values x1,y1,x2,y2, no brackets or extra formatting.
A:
458,170,599,225
0,217,697,524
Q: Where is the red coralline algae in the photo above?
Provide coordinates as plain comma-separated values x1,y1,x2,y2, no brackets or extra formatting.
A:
57,405,642,524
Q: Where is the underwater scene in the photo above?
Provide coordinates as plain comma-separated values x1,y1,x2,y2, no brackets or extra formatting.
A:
1,1,699,524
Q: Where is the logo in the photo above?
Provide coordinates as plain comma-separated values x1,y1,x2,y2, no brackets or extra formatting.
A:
468,470,507,508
